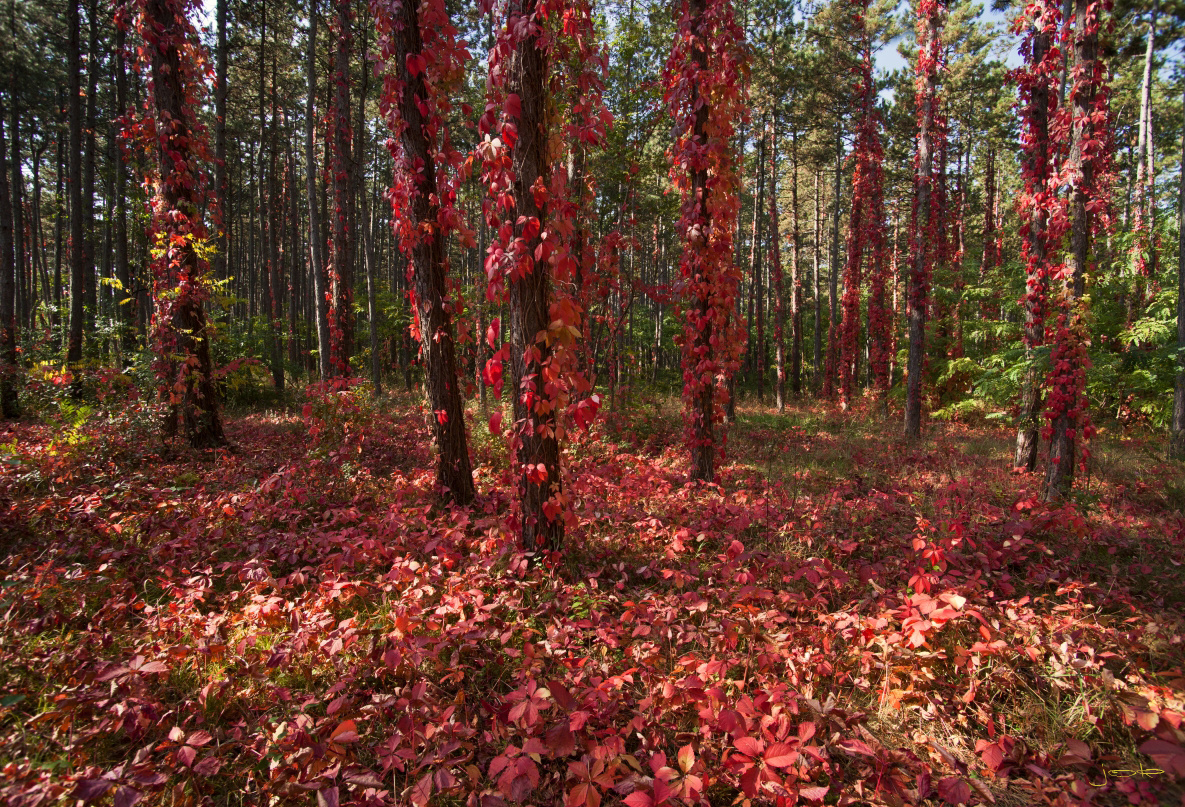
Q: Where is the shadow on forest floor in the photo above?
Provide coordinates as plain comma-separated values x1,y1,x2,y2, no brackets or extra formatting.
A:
1,389,1183,806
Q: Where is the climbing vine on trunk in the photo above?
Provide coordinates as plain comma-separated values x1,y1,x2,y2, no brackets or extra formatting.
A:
478,0,608,550
664,0,746,483
126,0,225,448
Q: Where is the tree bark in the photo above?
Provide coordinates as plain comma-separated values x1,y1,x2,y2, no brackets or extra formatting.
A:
503,0,563,542
82,0,99,332
1014,8,1053,471
328,0,354,377
1171,83,1185,460
905,2,940,439
305,0,332,380
386,0,474,502
824,133,841,400
790,129,802,396
115,21,135,354
214,0,229,287
686,0,716,481
812,166,822,392
66,0,85,375
1044,0,1101,500
769,118,785,413
142,0,225,448
0,96,17,418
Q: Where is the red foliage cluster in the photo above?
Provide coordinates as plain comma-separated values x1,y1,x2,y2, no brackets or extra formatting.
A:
663,0,746,480
122,0,223,445
1011,0,1065,354
373,0,472,258
841,2,889,403
1042,0,1113,478
3,401,1184,806
476,0,610,533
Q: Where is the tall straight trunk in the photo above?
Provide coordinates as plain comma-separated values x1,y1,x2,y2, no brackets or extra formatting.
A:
82,0,99,331
905,3,941,439
214,0,229,288
812,166,822,391
504,0,561,541
268,39,285,391
1133,0,1158,281
824,134,841,399
305,0,331,380
285,138,302,372
790,130,802,397
53,122,62,328
114,22,134,353
1015,7,1054,471
751,127,765,401
384,0,473,502
142,0,225,447
9,96,25,333
328,0,354,376
981,144,997,279
66,0,85,372
351,14,380,394
258,0,282,390
32,145,47,327
769,119,785,412
1171,84,1185,460
686,0,717,480
1044,0,1101,500
0,97,17,418
889,207,900,383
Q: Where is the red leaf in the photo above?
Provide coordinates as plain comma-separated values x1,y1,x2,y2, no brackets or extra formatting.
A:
330,719,359,743
489,410,503,436
798,784,829,801
764,742,798,768
186,730,212,747
410,773,433,807
73,780,112,803
936,776,971,804
317,787,340,807
1139,738,1185,776
114,787,143,807
623,792,652,807
505,93,522,119
734,736,763,758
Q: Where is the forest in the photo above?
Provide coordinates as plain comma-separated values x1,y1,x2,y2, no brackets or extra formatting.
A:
1,0,1185,802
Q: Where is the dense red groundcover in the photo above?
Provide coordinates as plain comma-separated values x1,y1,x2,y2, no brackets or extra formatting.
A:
1,390,1183,806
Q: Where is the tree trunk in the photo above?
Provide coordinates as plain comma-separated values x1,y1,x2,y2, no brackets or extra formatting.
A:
790,129,802,397
812,166,822,392
905,2,941,439
142,0,225,448
328,0,354,377
214,0,229,286
1171,84,1185,460
65,0,85,375
115,21,134,354
305,0,332,380
501,0,563,543
383,0,474,502
1044,0,1101,500
82,0,99,332
0,97,17,418
769,119,785,413
752,126,765,403
1014,5,1054,471
824,133,841,400
685,0,716,482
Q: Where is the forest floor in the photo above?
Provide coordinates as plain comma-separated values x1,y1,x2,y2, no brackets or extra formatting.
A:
1,385,1184,807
